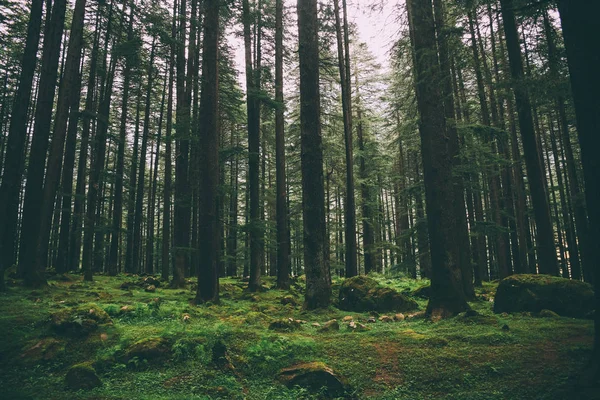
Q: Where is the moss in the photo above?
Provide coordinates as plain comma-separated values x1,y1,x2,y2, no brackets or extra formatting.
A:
65,362,102,390
493,274,594,318
50,303,112,337
278,362,350,398
122,337,172,363
338,276,419,312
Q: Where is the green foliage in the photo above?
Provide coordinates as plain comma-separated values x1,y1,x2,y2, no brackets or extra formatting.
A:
245,336,318,375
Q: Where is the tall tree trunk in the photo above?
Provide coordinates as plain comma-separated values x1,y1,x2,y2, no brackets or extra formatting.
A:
333,0,357,278
275,0,290,289
133,38,157,273
196,0,220,304
407,0,469,317
125,87,142,273
243,0,263,292
499,0,558,276
297,0,330,309
434,0,473,297
36,0,88,277
108,1,134,276
0,0,44,288
557,0,600,372
19,0,68,287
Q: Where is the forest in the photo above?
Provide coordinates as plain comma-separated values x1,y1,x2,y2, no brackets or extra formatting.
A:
0,0,598,398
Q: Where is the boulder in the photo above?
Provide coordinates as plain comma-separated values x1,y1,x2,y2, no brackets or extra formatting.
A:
539,309,560,318
278,362,349,398
493,274,594,318
280,295,298,306
123,337,171,363
319,319,339,332
65,363,102,390
145,285,157,293
338,276,419,313
393,313,405,322
21,338,65,364
379,315,393,323
50,304,112,337
269,318,302,332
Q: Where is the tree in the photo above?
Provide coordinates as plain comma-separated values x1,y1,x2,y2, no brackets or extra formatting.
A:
0,0,44,290
499,0,558,276
196,0,220,304
407,0,469,318
275,0,290,289
557,0,600,375
297,0,330,309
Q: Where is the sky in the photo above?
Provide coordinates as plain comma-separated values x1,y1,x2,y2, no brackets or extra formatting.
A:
231,0,403,88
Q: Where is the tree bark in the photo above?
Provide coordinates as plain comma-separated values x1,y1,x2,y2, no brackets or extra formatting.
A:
297,0,331,309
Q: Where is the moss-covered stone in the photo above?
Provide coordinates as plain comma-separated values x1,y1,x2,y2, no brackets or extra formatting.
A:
319,319,339,332
269,318,302,332
50,304,112,337
278,362,349,398
493,274,594,318
122,337,171,363
338,276,419,313
20,338,65,364
65,363,102,390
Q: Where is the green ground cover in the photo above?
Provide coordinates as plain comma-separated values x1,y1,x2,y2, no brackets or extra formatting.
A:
0,274,596,399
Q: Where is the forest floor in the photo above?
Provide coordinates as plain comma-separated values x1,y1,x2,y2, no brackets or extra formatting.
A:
0,273,597,400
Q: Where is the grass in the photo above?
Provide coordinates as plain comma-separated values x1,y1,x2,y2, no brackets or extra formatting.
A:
0,273,596,399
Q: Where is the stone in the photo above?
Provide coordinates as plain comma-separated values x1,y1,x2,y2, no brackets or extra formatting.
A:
145,285,157,293
50,304,112,337
367,316,377,323
122,337,171,363
347,321,369,332
269,318,302,332
65,363,102,390
143,276,161,287
501,324,510,331
21,338,65,364
278,362,349,398
493,274,594,318
393,313,405,322
280,295,298,306
319,319,339,332
342,316,353,322
379,315,393,323
312,323,321,328
338,276,419,313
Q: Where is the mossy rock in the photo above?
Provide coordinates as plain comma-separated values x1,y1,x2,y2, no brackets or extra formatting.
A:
493,274,594,318
269,318,302,332
65,363,102,390
20,338,65,364
338,276,419,313
50,304,112,337
123,337,171,363
278,362,350,398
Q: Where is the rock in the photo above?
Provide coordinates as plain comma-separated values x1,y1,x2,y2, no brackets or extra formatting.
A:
123,337,171,363
145,285,157,293
411,285,431,299
406,311,426,320
50,304,112,337
379,315,393,323
119,281,138,290
312,323,321,328
143,276,161,287
278,362,349,398
21,338,65,364
281,295,298,306
342,315,353,322
500,312,509,317
65,363,102,390
393,313,405,322
319,319,339,332
269,318,302,332
493,274,594,318
347,321,369,332
539,309,560,318
501,324,510,331
367,316,377,323
338,276,419,313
